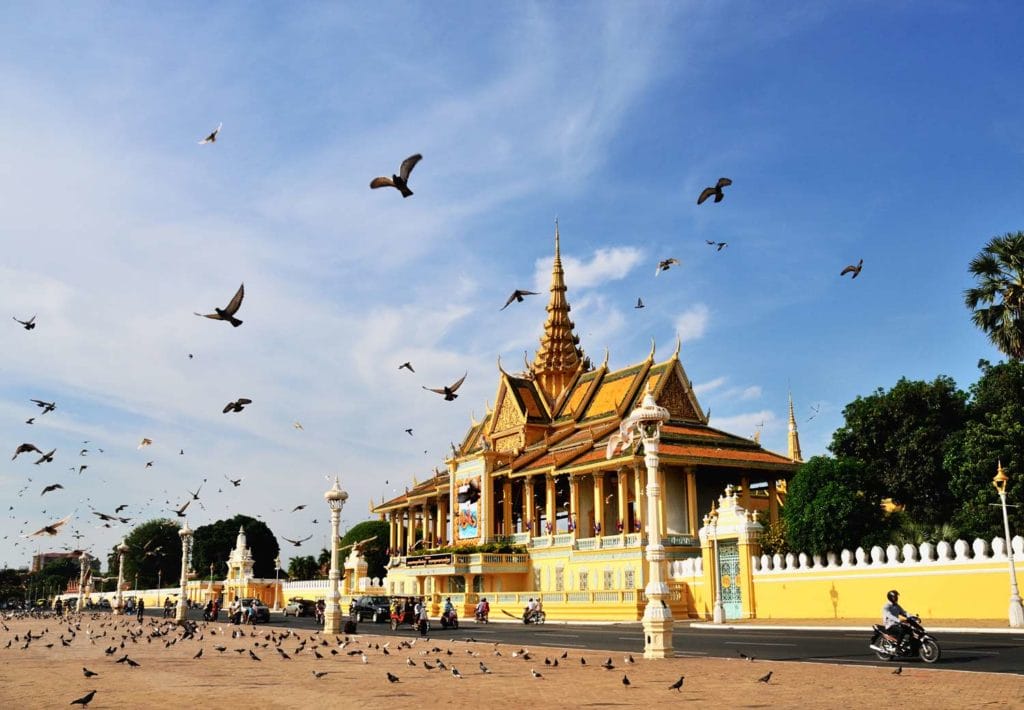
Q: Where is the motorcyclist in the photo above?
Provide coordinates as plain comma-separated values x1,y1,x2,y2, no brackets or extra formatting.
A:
443,597,456,622
475,597,489,622
523,597,538,622
882,589,910,651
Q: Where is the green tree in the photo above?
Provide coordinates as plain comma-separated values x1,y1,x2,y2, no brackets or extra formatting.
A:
946,360,1024,538
339,520,389,579
783,456,887,555
965,231,1024,360
287,555,319,580
317,548,330,575
829,376,967,525
191,515,280,579
110,519,182,589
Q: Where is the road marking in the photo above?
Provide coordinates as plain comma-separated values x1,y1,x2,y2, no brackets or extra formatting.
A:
540,633,580,638
674,651,708,657
722,641,797,647
553,643,588,648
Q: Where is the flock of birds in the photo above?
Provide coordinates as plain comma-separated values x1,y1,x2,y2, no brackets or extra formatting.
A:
0,610,819,705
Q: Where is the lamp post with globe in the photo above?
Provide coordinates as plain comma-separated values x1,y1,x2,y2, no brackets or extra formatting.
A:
993,462,1024,628
273,555,282,612
114,540,129,613
175,520,193,624
323,476,349,634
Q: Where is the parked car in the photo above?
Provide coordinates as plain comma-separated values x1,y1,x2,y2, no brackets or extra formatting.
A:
284,598,317,617
352,595,391,623
232,598,271,624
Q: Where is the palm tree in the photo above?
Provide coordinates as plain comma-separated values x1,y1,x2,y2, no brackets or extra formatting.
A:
965,231,1024,360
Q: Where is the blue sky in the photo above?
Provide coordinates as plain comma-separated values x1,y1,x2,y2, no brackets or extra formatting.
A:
1,2,1021,568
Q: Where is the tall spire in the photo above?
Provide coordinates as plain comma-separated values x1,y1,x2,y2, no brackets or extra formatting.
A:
532,220,583,403
787,392,803,462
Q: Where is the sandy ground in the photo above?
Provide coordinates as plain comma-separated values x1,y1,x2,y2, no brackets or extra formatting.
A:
1,615,1022,709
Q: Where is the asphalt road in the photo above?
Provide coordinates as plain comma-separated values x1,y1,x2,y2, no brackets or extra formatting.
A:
253,614,1024,675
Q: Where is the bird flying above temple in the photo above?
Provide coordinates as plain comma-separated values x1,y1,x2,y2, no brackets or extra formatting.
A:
697,177,732,204
370,153,422,198
423,373,467,401
195,283,245,327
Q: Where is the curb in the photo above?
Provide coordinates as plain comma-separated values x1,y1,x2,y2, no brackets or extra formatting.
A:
688,622,1024,635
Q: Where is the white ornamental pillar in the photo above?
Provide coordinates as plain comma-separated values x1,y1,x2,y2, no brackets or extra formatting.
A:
114,540,128,613
324,476,349,634
176,520,193,624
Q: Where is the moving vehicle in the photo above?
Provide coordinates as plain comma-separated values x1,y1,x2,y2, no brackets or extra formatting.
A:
284,598,317,617
232,598,271,624
352,595,390,623
440,608,459,629
869,615,941,663
523,609,546,624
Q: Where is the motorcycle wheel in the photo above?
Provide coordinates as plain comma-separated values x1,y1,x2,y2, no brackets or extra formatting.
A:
452,619,458,629
919,637,941,664
870,634,893,661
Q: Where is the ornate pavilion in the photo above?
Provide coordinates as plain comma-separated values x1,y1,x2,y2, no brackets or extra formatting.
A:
372,226,801,619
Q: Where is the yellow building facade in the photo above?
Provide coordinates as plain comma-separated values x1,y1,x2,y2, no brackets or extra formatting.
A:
373,227,801,620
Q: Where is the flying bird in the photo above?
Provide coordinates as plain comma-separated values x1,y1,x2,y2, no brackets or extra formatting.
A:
25,417,34,425
370,153,423,198
840,259,863,279
404,429,413,436
225,476,243,487
69,690,97,707
41,484,64,496
282,535,312,547
500,289,539,311
34,449,56,464
223,398,253,413
697,177,732,205
195,283,245,327
31,399,56,414
114,504,128,513
293,422,304,430
634,298,644,309
669,676,685,691
172,501,191,517
399,362,415,373
12,443,42,460
198,122,222,144
423,373,467,401
757,671,773,683
144,461,154,469
13,315,36,330
27,513,72,537
290,505,307,513
705,240,728,251
138,438,152,449
655,258,680,276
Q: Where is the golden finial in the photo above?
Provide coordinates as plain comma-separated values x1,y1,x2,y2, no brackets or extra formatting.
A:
497,354,508,376
646,337,656,362
601,347,609,369
672,334,681,360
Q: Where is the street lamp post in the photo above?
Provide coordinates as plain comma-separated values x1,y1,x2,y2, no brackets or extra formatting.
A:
272,555,282,612
77,552,90,613
324,476,349,634
176,520,193,624
208,563,215,602
114,540,129,614
606,385,672,658
993,462,1024,628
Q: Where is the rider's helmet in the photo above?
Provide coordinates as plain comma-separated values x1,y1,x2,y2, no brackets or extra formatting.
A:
886,589,899,604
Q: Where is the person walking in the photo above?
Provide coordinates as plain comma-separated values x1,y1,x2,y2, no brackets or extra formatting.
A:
417,597,429,636
136,598,145,622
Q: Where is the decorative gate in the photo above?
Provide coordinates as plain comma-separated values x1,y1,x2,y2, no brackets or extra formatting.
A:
717,540,742,620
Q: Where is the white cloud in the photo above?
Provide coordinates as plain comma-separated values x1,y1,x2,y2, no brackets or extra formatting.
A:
693,376,727,396
739,385,762,400
533,246,644,292
709,410,777,440
674,304,710,342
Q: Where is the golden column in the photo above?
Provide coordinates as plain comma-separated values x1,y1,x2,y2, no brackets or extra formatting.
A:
633,462,646,534
685,468,699,535
593,472,606,536
421,502,430,545
545,474,556,535
436,496,448,545
405,509,415,552
524,475,536,535
569,475,581,538
617,469,629,533
502,478,513,535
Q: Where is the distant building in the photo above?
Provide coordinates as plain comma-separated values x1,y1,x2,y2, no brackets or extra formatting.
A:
31,551,80,573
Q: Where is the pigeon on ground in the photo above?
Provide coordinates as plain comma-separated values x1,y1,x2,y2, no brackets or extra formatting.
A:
530,668,543,679
223,398,252,414
669,676,685,691
386,672,400,683
82,667,98,678
69,690,97,707
193,648,203,659
501,289,539,310
623,674,631,687
13,315,36,330
697,177,732,205
195,283,245,327
370,154,423,198
198,123,222,144
893,666,902,675
313,670,329,679
423,373,467,401
757,670,773,683
655,258,680,276
840,259,863,279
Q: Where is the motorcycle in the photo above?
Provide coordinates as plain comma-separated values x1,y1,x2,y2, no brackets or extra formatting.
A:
440,609,459,629
523,608,546,625
869,615,941,663
474,609,489,623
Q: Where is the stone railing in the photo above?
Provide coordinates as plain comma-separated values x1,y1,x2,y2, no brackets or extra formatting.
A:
667,557,703,579
753,535,1024,573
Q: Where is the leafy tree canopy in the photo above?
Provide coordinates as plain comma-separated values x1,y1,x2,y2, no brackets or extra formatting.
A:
783,456,887,555
829,376,967,525
965,231,1024,361
109,519,182,590
192,515,280,579
339,520,389,580
287,555,319,580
